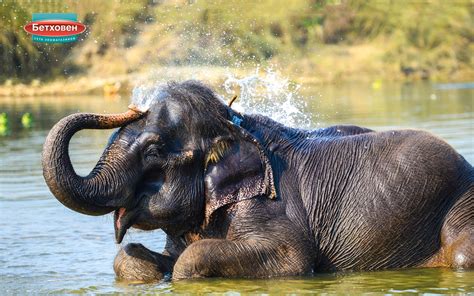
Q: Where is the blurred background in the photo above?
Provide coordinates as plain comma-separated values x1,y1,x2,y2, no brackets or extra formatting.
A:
0,0,473,294
1,0,473,94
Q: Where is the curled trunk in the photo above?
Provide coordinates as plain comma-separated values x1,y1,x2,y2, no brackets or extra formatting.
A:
42,106,145,216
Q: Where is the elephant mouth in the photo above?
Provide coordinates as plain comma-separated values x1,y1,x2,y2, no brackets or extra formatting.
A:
114,207,138,244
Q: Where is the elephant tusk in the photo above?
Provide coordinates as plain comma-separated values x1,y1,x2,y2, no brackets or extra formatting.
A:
228,95,238,108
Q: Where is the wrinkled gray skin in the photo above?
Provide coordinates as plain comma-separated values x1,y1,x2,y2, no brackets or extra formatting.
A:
43,81,473,282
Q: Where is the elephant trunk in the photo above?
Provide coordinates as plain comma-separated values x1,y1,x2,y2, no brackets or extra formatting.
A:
42,105,145,216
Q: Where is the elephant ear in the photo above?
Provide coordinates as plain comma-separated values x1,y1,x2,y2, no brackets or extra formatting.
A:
204,120,276,223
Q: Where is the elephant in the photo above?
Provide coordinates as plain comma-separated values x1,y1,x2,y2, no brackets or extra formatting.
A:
42,80,473,282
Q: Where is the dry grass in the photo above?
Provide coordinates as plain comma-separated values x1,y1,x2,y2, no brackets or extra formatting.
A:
1,0,472,94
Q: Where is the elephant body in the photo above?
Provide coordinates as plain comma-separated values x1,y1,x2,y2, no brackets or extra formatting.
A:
43,81,473,282
242,117,473,271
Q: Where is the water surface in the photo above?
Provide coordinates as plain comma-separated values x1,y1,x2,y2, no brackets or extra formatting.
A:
1,82,473,294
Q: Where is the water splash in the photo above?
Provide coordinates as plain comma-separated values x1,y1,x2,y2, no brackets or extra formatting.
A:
131,68,312,129
131,84,165,111
223,68,312,129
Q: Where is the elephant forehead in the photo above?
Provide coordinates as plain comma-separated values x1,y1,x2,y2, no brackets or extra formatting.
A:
147,99,184,128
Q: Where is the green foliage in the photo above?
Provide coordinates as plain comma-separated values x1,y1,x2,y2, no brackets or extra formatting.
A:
21,112,33,129
79,0,151,48
0,113,10,136
0,0,149,82
0,0,77,82
148,0,308,65
320,1,473,78
0,0,472,82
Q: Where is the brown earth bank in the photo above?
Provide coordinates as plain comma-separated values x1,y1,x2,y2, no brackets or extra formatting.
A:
1,1,472,96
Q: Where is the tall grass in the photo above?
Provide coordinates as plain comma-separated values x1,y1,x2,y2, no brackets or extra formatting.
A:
0,0,472,82
0,0,149,82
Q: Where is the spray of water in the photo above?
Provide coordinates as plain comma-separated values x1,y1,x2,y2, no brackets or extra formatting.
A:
131,84,163,112
131,67,312,129
223,67,311,129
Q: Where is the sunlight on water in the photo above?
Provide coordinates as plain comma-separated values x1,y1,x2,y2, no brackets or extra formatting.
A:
0,82,472,294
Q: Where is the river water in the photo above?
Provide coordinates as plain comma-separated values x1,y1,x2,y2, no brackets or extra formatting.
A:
0,81,472,294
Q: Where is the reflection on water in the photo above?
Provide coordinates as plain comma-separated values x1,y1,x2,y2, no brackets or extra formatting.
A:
0,82,472,294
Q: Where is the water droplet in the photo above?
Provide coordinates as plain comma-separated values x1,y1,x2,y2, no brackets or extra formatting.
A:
223,68,312,128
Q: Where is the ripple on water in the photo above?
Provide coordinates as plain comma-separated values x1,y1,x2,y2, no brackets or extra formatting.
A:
0,82,473,294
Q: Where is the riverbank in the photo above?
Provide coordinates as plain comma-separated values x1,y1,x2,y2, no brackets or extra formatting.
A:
2,42,472,97
2,1,472,96
0,66,233,97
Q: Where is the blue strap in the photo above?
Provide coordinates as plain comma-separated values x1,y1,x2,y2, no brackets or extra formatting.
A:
231,115,243,126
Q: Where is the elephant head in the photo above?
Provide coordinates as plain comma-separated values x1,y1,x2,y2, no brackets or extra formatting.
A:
42,81,276,243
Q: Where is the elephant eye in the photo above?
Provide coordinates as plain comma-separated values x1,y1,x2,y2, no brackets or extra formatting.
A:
143,143,165,159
